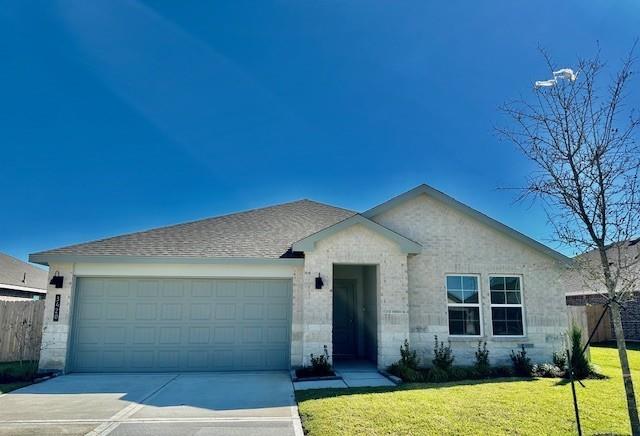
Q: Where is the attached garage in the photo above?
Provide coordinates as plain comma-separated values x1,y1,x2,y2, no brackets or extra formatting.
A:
70,277,292,372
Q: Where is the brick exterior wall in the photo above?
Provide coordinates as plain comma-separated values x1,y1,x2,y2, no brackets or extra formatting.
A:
372,194,567,365
566,293,640,341
38,263,75,372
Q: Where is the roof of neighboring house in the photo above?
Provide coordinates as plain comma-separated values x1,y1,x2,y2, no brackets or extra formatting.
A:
0,253,48,293
31,200,356,264
566,238,640,296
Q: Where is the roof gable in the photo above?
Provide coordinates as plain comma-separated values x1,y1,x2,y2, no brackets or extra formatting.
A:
363,184,570,263
291,215,422,254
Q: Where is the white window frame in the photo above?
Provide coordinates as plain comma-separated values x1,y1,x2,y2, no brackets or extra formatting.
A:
489,275,526,338
445,274,483,337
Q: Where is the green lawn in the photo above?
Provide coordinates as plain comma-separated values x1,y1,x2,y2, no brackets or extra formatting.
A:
296,344,640,435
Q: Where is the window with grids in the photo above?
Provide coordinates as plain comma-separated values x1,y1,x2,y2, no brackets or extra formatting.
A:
490,276,524,336
446,275,481,336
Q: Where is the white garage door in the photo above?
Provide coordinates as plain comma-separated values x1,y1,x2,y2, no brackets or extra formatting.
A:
70,277,292,372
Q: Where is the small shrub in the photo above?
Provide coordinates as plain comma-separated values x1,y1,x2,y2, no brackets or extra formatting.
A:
448,366,473,381
399,339,420,370
567,323,592,380
298,345,333,377
474,341,490,377
388,339,424,382
510,346,533,377
490,366,514,378
552,351,567,370
532,363,563,378
388,363,425,382
426,366,449,383
432,335,454,372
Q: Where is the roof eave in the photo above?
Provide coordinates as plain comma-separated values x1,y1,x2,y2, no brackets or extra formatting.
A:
28,254,305,267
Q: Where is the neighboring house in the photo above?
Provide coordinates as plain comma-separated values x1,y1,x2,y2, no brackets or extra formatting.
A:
30,184,570,374
566,239,640,341
0,252,47,301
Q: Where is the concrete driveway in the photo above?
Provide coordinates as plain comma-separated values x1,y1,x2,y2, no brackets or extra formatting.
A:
0,372,302,436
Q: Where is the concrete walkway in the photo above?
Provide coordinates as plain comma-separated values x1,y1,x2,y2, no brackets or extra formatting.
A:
293,360,396,390
0,372,303,436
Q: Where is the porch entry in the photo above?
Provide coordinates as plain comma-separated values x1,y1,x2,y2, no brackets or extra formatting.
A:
332,265,377,363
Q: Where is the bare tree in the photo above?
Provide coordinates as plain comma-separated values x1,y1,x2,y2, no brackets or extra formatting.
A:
498,45,640,434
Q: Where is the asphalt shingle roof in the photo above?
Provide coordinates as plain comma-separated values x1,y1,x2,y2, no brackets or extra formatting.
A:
33,200,355,259
0,253,48,290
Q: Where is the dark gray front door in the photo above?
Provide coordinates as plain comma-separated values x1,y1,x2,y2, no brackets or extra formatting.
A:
70,277,292,372
332,279,356,358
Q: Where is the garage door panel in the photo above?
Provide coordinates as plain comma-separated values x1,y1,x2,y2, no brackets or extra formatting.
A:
133,327,156,344
267,304,288,320
242,326,263,344
77,327,102,345
187,350,208,369
104,279,130,297
160,303,182,320
213,326,235,344
190,304,211,320
216,281,237,297
71,278,291,372
266,326,289,343
78,303,102,321
137,280,160,297
212,350,233,369
103,351,126,369
214,303,236,320
161,280,185,297
104,327,127,345
74,350,101,370
188,326,210,344
81,279,104,297
243,303,263,320
131,350,155,369
191,280,213,297
106,303,128,320
135,303,157,320
159,327,181,344
266,349,288,368
244,281,265,297
266,281,289,298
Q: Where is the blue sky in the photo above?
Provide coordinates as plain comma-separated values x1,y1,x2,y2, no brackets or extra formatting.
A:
1,1,638,262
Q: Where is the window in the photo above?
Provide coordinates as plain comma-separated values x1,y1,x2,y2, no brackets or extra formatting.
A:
490,276,524,336
446,275,481,336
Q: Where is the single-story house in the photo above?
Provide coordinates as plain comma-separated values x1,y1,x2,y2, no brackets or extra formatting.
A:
31,184,570,374
566,238,640,342
0,252,47,301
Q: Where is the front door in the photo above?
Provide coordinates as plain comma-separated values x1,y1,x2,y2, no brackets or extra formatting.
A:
332,279,356,358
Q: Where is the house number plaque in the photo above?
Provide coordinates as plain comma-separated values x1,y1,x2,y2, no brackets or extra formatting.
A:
53,294,61,322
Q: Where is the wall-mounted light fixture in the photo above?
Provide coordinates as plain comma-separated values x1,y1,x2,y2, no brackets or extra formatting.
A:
49,271,64,289
315,274,324,290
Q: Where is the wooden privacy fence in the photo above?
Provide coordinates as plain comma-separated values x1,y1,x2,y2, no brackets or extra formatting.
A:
0,300,45,362
567,305,591,357
585,304,613,343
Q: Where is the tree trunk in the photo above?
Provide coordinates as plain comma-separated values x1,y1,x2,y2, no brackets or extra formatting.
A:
610,302,640,435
